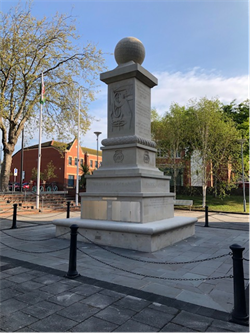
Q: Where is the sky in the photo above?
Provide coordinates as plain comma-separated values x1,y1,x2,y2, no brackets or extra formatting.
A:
1,0,249,153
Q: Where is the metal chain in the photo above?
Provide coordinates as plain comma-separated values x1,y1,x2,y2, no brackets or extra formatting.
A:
0,240,69,254
77,231,231,265
77,247,233,281
17,211,67,219
0,214,13,220
0,207,13,214
0,229,70,241
15,220,53,226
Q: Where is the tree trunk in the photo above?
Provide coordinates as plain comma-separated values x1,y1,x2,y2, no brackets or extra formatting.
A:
214,176,218,198
202,184,207,208
0,148,14,192
173,161,177,199
202,162,207,207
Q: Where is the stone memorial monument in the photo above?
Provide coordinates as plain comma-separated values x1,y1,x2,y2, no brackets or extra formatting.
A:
54,37,197,252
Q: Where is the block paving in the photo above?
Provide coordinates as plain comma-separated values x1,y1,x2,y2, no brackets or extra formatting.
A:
0,209,249,332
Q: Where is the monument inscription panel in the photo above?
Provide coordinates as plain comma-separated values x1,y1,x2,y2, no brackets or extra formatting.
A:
108,80,134,138
135,80,151,140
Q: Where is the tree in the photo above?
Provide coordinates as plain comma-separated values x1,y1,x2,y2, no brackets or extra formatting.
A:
152,98,242,205
31,167,44,182
0,1,105,191
222,99,249,178
222,99,249,138
31,160,57,184
151,104,190,195
80,162,90,190
186,97,240,206
44,160,57,182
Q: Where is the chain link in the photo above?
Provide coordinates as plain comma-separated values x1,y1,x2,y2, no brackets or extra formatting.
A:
77,247,233,281
17,210,67,219
0,207,13,214
77,231,231,265
0,214,13,220
0,229,70,241
243,258,249,262
0,240,69,254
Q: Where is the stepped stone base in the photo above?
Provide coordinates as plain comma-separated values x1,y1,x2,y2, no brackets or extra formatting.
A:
54,216,197,252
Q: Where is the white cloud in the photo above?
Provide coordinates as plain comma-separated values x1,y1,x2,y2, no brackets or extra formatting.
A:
83,68,249,149
151,68,248,115
13,67,249,153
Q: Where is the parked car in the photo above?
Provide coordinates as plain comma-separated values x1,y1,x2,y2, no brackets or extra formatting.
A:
8,182,20,191
22,182,30,190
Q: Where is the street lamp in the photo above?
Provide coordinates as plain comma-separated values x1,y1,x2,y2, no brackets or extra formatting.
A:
75,89,81,207
94,132,102,169
238,139,247,212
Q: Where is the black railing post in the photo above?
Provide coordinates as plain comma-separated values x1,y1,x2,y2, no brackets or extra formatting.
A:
230,244,249,326
66,201,70,218
204,206,209,227
11,203,18,229
65,224,80,279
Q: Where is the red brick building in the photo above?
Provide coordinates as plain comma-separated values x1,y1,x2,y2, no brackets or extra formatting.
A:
10,139,102,190
156,148,231,188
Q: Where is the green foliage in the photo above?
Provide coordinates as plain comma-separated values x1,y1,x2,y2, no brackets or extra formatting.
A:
184,98,240,206
0,0,106,191
44,160,57,181
152,97,243,207
151,104,189,194
30,160,57,182
80,162,90,189
176,194,249,213
222,99,249,175
31,167,44,181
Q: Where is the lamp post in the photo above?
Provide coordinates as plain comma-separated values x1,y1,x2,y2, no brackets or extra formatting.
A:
238,139,246,212
20,108,25,193
75,89,81,206
94,132,102,169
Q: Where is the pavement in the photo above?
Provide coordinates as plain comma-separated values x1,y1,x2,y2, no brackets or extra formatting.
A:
0,209,249,332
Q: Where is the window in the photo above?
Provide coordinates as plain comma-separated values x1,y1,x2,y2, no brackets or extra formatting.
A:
90,160,93,167
75,158,78,166
68,157,72,165
95,161,98,168
68,175,74,187
157,148,168,158
170,150,181,158
80,159,83,166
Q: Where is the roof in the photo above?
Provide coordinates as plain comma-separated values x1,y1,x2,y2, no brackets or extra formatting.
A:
81,147,102,156
18,139,102,156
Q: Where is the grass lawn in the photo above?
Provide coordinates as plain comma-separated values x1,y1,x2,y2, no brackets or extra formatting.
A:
176,194,249,213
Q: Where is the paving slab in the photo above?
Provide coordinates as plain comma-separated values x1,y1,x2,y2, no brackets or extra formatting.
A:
0,210,249,332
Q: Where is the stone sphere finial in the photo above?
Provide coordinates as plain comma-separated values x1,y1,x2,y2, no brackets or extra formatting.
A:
114,37,145,65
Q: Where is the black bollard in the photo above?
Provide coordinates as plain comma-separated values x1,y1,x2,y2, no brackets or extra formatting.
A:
66,201,70,218
11,204,18,229
204,206,209,227
230,244,249,326
65,224,80,279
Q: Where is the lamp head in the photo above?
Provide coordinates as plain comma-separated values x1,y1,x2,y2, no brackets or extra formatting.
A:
94,131,102,138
